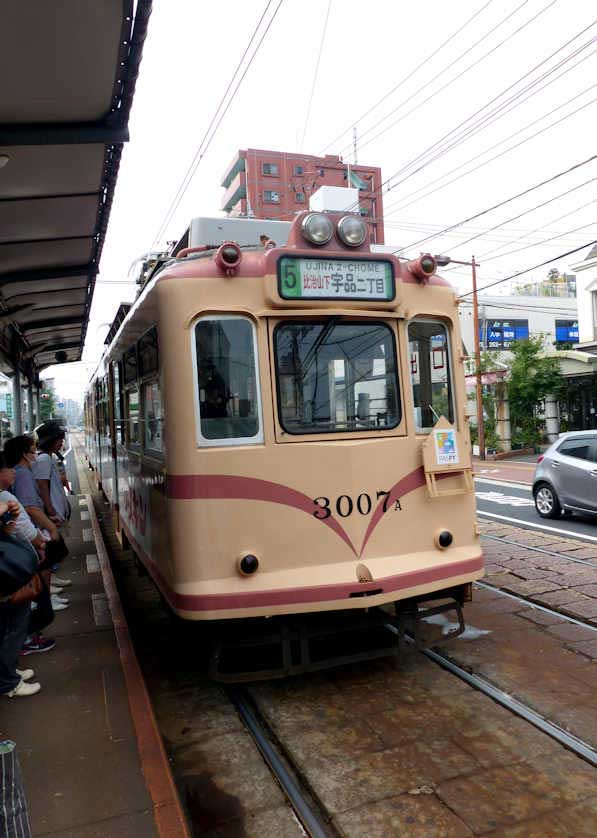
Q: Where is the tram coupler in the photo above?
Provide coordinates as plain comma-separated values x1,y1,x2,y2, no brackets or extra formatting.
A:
395,595,466,650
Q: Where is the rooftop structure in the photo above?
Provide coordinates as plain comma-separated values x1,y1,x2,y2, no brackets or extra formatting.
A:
221,148,384,243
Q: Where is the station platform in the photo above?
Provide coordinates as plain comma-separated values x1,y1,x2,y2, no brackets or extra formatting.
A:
0,481,188,836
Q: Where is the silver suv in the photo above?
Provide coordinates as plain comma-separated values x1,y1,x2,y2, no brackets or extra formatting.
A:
533,431,597,519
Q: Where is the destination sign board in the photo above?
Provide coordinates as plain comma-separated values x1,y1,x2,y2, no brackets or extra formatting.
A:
278,256,395,301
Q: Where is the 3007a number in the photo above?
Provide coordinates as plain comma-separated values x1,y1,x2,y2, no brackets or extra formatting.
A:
313,491,401,519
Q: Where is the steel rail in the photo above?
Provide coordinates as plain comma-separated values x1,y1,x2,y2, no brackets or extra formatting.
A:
384,622,597,765
481,533,597,569
475,581,597,633
229,688,331,838
422,646,597,767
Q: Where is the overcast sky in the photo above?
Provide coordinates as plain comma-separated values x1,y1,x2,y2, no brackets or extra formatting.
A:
47,0,597,399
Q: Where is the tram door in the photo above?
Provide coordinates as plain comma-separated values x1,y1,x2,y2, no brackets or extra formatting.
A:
98,375,112,496
109,361,124,526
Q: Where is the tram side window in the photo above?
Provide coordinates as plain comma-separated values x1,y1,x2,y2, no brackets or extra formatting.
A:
143,381,163,453
408,320,454,433
123,346,137,385
194,318,261,443
126,387,141,446
113,362,125,444
274,321,401,435
138,327,159,377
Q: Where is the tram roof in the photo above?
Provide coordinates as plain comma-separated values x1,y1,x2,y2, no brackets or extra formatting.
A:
0,0,152,375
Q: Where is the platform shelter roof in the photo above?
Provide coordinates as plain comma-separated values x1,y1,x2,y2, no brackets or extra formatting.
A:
0,0,152,376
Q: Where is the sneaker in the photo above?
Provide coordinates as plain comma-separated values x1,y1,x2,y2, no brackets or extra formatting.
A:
50,596,68,611
16,668,35,681
51,576,72,587
21,635,56,655
51,593,69,605
50,585,64,594
5,680,41,698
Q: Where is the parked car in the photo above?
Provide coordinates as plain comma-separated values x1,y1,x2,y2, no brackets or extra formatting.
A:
533,431,597,519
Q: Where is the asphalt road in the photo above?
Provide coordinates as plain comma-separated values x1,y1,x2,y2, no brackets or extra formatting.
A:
475,476,597,543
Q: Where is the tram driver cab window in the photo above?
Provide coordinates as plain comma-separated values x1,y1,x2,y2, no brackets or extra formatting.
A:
194,316,263,445
408,319,454,433
274,320,401,434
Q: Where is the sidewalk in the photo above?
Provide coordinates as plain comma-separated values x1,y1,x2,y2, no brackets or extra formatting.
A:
0,489,185,836
473,456,536,485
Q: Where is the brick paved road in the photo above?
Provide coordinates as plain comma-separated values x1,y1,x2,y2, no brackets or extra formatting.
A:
480,519,597,635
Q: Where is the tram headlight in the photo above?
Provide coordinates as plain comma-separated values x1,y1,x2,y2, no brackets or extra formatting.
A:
408,253,437,282
238,554,259,576
435,530,454,550
301,213,334,245
337,215,367,247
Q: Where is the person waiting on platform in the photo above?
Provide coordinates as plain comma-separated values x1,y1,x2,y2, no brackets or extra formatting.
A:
0,454,46,554
4,436,69,653
0,498,42,697
32,422,71,526
4,436,61,544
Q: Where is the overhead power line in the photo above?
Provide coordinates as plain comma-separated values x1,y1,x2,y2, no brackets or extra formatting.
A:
384,83,597,216
342,0,559,160
469,218,597,264
319,0,496,154
382,42,597,209
474,196,597,260
458,300,578,314
341,20,597,218
152,0,285,246
300,0,333,151
458,240,596,297
379,26,596,198
394,153,597,253
435,175,597,254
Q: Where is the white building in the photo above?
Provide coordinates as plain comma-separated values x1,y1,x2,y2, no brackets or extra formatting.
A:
570,243,597,350
458,293,578,357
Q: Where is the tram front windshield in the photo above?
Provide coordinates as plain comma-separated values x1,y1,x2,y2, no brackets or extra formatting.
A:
275,320,400,434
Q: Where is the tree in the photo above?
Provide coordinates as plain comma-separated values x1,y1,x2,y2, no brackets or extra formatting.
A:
547,267,560,282
468,351,502,452
39,384,56,421
505,337,565,448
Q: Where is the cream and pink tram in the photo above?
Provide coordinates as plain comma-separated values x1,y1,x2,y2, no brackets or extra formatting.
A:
85,208,483,657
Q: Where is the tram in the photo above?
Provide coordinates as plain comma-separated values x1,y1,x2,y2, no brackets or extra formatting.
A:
84,201,483,667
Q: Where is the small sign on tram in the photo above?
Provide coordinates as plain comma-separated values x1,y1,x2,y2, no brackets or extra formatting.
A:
278,256,395,301
433,428,459,466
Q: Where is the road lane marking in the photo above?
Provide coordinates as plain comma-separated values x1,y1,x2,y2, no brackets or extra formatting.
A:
475,491,534,507
477,510,597,543
474,477,532,490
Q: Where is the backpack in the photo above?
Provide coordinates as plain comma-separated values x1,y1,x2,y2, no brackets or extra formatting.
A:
0,534,38,598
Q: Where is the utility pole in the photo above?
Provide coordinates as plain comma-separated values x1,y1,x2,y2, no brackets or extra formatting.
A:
471,256,485,460
353,125,358,164
434,253,486,460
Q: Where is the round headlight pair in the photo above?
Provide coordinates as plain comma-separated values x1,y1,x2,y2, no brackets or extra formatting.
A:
301,213,367,248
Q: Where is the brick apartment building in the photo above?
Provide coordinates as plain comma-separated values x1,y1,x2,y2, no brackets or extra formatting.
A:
221,148,384,243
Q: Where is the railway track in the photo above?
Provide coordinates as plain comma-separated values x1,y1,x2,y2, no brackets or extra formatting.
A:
78,454,597,834
420,645,597,767
381,610,597,769
475,580,597,632
481,532,597,570
228,687,334,837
